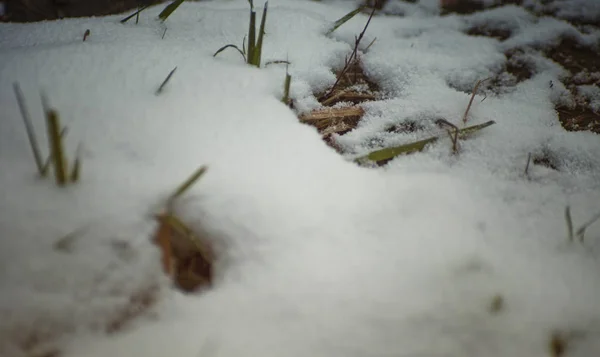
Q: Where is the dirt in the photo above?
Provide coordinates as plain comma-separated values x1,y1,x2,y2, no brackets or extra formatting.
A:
299,0,599,168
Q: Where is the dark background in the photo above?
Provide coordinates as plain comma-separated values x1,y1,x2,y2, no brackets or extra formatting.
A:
5,0,166,22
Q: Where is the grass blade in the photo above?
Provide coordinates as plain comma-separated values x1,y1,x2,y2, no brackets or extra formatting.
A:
326,5,365,35
168,165,208,204
46,109,68,186
156,67,178,95
247,1,256,65
565,206,574,242
282,69,291,105
70,143,82,183
158,0,185,22
575,211,600,242
253,1,268,67
13,83,45,176
213,44,247,62
356,120,496,164
121,4,151,23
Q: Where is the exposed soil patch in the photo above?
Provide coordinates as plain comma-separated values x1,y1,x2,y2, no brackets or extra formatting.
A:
557,106,600,134
543,37,600,133
545,37,600,80
385,120,425,134
467,25,512,41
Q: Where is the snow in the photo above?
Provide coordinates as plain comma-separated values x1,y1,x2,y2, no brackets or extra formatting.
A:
1,1,600,357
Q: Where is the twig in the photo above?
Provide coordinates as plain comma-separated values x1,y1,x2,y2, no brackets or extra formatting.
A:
320,6,376,101
162,28,168,39
462,78,489,125
436,119,460,154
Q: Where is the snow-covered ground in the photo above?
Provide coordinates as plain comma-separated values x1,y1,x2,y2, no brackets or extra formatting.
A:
1,1,599,356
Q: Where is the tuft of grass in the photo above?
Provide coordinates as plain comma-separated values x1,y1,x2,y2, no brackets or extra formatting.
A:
156,67,178,95
356,120,496,165
213,1,269,68
15,88,82,185
326,5,366,35
158,0,186,22
13,83,46,176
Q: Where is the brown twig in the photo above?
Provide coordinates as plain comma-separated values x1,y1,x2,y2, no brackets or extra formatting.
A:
462,78,489,125
320,6,376,101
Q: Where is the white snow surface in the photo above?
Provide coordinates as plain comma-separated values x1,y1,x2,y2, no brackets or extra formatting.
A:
1,1,600,357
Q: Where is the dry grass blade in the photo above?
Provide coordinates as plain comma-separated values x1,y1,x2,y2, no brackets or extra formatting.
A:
120,4,151,23
462,78,489,125
158,0,186,22
154,214,174,276
153,212,214,292
156,67,177,95
168,165,208,205
436,119,460,154
213,44,246,62
13,83,45,176
265,60,291,66
282,67,291,105
300,106,364,129
326,5,366,35
45,110,68,186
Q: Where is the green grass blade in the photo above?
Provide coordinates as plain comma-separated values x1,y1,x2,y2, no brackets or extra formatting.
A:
326,5,365,35
213,44,247,62
169,165,208,204
247,1,256,65
120,4,151,23
253,1,268,67
158,0,185,22
13,83,45,176
362,136,439,164
70,143,82,183
356,120,496,164
46,110,68,186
